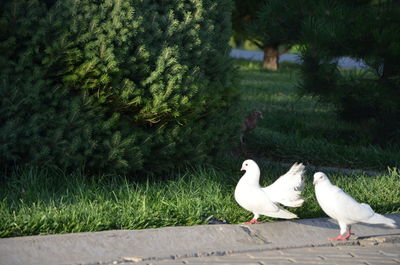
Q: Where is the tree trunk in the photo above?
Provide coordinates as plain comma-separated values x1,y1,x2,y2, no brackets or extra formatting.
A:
382,58,396,81
263,45,279,70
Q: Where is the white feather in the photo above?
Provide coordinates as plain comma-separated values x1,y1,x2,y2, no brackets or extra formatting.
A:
262,162,305,207
235,160,305,221
313,172,396,235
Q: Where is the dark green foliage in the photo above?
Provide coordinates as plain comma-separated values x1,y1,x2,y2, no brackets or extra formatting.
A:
299,0,400,144
235,59,400,170
245,0,308,49
231,0,260,43
0,0,237,174
232,0,317,70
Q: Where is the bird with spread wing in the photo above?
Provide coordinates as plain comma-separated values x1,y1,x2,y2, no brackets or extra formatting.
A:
235,159,305,224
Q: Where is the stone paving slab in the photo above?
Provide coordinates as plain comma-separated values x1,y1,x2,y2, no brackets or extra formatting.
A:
0,214,399,265
0,225,256,265
241,213,400,249
132,243,400,265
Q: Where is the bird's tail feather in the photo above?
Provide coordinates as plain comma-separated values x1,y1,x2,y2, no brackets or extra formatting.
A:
289,163,306,192
264,208,298,219
365,212,397,228
281,199,305,208
287,162,305,177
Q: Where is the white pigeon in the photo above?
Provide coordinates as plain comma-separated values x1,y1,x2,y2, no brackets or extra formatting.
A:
235,159,305,224
313,172,397,241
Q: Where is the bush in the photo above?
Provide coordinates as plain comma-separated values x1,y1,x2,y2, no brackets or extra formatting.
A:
0,0,237,174
298,1,400,145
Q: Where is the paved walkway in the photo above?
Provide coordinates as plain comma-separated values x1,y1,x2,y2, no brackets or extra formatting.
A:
131,241,400,265
132,243,400,265
1,214,399,265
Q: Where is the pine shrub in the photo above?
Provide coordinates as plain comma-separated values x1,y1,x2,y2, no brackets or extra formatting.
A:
298,1,400,145
0,0,237,174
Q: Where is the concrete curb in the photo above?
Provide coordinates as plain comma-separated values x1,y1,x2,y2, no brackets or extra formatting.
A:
1,214,399,265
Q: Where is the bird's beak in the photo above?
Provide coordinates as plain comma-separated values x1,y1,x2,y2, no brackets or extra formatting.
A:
241,167,245,171
313,179,316,185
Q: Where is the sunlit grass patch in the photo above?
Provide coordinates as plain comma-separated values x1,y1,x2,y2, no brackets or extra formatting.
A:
1,164,399,237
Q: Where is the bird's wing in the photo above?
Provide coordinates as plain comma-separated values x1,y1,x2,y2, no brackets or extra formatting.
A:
249,189,298,219
332,189,396,227
243,187,280,213
325,186,374,222
262,204,299,219
262,163,305,207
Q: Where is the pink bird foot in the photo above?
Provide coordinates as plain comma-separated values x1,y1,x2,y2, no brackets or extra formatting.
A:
329,229,355,241
343,229,355,240
328,234,348,241
243,218,261,224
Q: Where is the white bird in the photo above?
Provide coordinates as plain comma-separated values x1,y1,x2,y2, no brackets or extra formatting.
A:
235,159,305,224
313,172,397,241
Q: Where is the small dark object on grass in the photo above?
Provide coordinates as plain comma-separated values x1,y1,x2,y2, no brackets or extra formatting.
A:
240,110,263,143
202,215,229,225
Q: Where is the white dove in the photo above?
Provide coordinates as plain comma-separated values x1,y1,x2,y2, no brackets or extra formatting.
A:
235,159,305,224
313,172,397,240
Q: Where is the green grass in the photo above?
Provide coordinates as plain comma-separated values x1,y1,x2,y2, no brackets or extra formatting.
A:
1,163,399,238
1,59,399,238
235,59,400,171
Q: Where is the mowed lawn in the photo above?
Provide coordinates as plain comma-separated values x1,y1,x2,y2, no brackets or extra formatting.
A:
1,59,399,238
235,59,400,171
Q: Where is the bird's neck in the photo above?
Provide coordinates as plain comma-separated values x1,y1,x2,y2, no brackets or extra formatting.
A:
242,168,261,186
316,180,332,189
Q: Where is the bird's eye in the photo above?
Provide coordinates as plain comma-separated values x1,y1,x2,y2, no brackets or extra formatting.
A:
245,163,248,166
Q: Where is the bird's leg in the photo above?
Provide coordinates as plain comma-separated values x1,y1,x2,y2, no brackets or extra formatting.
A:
243,214,261,224
328,234,347,241
243,218,261,224
343,225,355,240
329,226,355,240
329,222,350,241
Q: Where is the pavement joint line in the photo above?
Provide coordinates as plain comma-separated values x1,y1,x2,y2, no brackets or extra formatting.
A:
239,225,269,244
105,237,400,265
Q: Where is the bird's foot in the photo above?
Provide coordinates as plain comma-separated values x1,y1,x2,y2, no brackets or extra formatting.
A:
243,219,261,224
343,230,355,240
328,234,349,241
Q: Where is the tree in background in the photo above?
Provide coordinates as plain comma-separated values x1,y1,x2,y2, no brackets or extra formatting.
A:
299,0,400,144
0,0,238,175
231,0,259,48
232,0,308,70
